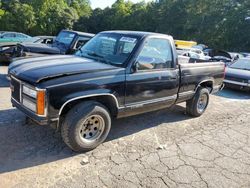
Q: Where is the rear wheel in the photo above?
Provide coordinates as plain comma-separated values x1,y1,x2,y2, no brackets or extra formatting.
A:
61,101,111,152
186,87,210,117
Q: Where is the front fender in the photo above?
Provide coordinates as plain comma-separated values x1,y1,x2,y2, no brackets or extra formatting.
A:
47,88,121,119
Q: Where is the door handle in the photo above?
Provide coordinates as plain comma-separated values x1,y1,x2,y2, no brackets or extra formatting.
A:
183,73,191,76
169,77,177,80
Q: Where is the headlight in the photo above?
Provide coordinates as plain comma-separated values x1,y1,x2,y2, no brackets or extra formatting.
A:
22,85,46,116
23,97,36,112
23,85,37,98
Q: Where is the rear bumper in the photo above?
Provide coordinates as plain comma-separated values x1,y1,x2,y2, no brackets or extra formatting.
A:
12,98,49,125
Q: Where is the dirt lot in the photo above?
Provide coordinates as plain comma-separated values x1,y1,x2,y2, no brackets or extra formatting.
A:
0,65,250,188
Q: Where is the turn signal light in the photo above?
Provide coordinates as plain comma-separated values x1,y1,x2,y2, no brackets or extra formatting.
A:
37,90,45,115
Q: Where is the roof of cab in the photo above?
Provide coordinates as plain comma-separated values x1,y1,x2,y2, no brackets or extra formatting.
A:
100,30,171,38
61,30,95,37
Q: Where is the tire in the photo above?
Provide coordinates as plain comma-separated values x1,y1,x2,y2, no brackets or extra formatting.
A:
61,101,111,152
186,87,210,117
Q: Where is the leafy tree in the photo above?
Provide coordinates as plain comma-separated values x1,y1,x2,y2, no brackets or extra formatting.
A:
34,0,78,35
0,0,249,51
68,0,92,17
0,1,36,33
74,8,106,33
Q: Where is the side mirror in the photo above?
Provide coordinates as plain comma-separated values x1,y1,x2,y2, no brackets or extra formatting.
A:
133,59,154,72
131,61,139,73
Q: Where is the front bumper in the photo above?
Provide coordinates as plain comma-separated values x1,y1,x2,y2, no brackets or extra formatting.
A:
224,79,250,91
12,97,49,125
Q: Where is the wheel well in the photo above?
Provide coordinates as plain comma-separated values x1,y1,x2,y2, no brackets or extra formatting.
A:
60,95,118,118
199,81,213,93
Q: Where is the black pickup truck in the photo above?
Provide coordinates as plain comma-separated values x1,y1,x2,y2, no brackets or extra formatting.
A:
9,31,225,152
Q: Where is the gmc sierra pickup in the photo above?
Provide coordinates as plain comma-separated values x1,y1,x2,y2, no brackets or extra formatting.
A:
9,31,225,152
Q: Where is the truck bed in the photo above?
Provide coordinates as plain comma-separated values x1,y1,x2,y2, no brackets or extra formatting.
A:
178,61,225,102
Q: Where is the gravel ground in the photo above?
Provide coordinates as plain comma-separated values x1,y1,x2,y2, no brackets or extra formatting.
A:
0,65,250,188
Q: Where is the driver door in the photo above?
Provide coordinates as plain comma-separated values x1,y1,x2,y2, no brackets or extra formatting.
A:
125,37,179,108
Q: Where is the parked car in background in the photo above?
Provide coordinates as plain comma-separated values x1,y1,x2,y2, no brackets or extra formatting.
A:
9,31,225,152
204,49,233,66
0,32,31,44
177,47,211,60
192,44,208,51
241,52,250,58
25,36,56,44
224,58,250,91
174,40,197,48
0,36,55,63
12,30,94,59
229,52,244,61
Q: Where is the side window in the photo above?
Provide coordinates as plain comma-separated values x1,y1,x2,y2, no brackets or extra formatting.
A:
16,34,27,38
75,37,90,49
136,38,173,71
3,33,15,38
45,38,54,44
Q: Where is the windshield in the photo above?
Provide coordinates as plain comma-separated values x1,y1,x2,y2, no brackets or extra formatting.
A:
230,59,250,71
76,33,138,65
55,31,76,46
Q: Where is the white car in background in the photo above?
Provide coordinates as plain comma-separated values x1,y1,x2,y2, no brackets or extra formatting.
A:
177,47,211,60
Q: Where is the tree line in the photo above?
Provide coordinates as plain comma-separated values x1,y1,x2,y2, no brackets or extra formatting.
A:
0,0,249,51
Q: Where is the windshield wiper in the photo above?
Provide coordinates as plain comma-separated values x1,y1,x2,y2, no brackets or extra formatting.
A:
78,48,83,53
87,52,113,65
87,52,104,58
99,58,114,65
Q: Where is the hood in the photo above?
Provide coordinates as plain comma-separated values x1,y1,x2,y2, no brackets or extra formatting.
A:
19,43,61,54
225,67,250,80
9,55,122,84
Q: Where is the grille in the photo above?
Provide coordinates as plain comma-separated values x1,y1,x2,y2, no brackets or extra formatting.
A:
11,77,21,102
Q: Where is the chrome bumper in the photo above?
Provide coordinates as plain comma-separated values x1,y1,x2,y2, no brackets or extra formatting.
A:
224,79,250,87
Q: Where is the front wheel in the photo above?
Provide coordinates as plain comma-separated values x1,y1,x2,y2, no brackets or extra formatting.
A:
186,87,210,117
61,101,111,152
